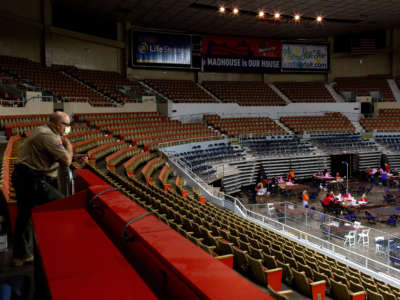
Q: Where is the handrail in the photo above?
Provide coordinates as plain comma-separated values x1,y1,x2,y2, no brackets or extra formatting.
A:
164,148,400,288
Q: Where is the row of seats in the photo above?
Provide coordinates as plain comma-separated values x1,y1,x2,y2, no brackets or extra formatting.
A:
74,112,159,122
314,135,379,152
141,157,166,183
159,164,173,185
123,151,157,176
275,82,335,103
177,144,244,178
0,55,113,105
144,79,216,103
375,135,400,151
87,141,126,161
105,146,139,170
63,66,148,103
204,114,287,137
202,81,286,106
242,139,316,156
110,123,197,136
0,114,51,129
280,112,355,134
1,136,21,202
66,130,102,143
72,136,116,154
335,76,395,102
360,109,400,132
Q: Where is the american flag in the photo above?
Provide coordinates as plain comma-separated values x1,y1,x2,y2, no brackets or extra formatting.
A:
351,38,376,55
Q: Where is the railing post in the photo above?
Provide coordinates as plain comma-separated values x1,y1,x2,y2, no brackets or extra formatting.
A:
284,203,287,225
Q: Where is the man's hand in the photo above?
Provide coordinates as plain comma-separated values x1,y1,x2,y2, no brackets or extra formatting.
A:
61,136,72,149
60,136,73,166
74,153,88,165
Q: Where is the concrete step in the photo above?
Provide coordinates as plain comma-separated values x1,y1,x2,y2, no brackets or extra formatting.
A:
138,81,171,103
326,83,345,102
268,83,291,104
274,119,293,134
387,79,400,102
196,83,222,103
61,72,118,104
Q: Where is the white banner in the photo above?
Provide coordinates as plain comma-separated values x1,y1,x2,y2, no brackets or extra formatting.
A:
282,44,328,71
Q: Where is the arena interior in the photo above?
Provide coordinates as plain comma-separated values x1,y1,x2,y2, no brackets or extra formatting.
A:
3,0,400,299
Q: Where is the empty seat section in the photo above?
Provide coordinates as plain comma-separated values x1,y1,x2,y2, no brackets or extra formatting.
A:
360,109,400,132
274,81,335,103
335,76,395,102
280,112,355,134
63,67,148,103
204,114,287,137
202,81,285,106
144,79,217,103
0,55,113,106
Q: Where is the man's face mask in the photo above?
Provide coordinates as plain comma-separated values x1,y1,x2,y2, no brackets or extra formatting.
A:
63,126,71,136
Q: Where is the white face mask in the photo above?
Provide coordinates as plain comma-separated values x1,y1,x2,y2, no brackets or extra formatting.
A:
63,126,71,136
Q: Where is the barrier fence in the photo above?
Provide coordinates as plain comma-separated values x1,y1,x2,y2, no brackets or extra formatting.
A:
164,147,400,287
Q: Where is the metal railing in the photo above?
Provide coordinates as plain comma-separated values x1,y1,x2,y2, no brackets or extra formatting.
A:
163,146,400,288
244,202,400,286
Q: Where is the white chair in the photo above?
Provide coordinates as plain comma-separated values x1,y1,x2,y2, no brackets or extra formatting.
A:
344,230,357,246
357,228,370,246
375,236,386,255
353,221,361,229
267,203,275,217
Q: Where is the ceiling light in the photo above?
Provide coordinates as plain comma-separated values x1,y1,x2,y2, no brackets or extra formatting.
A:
316,16,323,22
274,12,280,19
258,10,264,18
294,14,300,21
232,7,239,15
219,6,225,13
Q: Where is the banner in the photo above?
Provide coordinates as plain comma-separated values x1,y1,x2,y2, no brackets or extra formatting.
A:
282,44,329,71
201,35,281,72
131,31,191,66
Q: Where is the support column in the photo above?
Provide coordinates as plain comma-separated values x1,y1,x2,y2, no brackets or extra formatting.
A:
392,28,400,77
117,22,127,77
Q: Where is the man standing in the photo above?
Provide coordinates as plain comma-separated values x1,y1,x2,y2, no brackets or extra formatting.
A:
12,111,73,266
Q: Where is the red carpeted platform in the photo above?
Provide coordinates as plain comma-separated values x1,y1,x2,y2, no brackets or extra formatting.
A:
33,204,157,299
32,169,274,300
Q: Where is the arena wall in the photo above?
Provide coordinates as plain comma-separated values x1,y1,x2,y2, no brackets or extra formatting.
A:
168,102,361,121
63,102,157,116
127,68,195,81
46,27,123,72
0,0,42,62
198,72,262,82
330,51,392,79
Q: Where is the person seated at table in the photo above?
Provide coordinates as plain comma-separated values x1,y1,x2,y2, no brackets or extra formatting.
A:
359,193,368,204
385,162,391,174
343,191,351,199
269,177,278,194
302,190,309,208
288,170,295,182
381,171,388,186
373,171,380,185
335,172,343,182
322,192,332,208
322,168,328,176
254,182,263,192
332,199,342,214
261,176,267,187
365,167,372,182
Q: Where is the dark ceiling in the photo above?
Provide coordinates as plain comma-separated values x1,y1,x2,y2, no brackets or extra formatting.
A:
53,0,400,39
